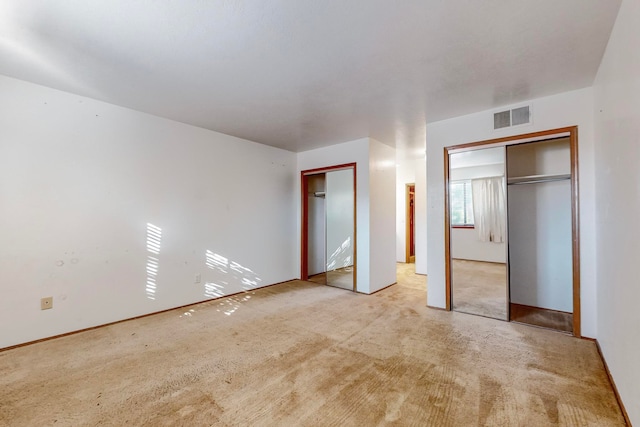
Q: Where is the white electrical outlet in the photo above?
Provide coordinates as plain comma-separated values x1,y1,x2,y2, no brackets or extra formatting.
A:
195,273,201,284
41,297,53,310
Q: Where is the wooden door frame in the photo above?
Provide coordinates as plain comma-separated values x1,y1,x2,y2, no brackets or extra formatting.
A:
301,163,357,292
405,184,415,263
443,126,581,337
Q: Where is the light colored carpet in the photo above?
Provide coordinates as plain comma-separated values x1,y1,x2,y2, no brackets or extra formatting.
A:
0,264,624,426
452,259,508,320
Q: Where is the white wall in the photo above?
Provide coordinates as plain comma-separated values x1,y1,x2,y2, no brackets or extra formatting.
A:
506,140,573,312
426,87,597,337
508,180,573,312
0,75,297,349
451,229,505,263
326,169,354,271
414,158,428,275
593,0,640,421
368,139,397,292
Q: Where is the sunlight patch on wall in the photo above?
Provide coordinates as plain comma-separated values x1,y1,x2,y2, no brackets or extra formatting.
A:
145,223,162,300
203,249,262,316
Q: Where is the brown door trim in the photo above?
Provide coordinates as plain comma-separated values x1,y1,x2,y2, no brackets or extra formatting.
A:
444,126,581,337
444,151,452,310
405,184,415,263
569,128,581,337
301,163,357,292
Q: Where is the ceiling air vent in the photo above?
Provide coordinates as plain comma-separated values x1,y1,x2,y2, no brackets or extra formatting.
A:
511,106,530,126
493,105,531,130
494,110,511,129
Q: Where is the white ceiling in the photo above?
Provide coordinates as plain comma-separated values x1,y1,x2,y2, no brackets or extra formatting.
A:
0,1,621,153
450,147,504,170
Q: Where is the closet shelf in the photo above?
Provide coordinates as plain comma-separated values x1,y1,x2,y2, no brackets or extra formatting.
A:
507,173,571,185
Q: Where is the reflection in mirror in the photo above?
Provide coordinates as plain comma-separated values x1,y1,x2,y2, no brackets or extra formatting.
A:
449,147,508,320
305,168,355,291
325,169,354,290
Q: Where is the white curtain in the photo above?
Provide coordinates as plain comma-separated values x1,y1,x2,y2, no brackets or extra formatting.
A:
471,177,505,243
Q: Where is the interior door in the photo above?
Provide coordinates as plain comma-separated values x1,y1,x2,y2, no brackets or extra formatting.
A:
407,184,415,263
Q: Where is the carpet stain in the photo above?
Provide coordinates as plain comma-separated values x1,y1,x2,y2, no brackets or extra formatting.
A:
384,391,405,422
540,392,560,424
478,375,501,426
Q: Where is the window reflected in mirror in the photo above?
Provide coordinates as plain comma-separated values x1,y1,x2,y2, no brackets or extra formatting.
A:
449,147,508,320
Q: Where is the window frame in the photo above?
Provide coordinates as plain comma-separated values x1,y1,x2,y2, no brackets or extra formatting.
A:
449,179,475,229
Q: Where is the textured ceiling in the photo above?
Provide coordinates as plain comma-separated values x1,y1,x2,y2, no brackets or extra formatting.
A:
0,1,621,152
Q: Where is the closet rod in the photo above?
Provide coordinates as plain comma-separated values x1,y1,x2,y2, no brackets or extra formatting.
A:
507,174,571,186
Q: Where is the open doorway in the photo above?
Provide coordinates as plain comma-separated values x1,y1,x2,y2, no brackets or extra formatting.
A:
405,184,415,263
301,163,356,291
